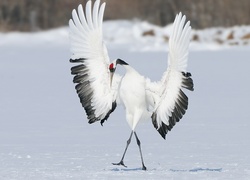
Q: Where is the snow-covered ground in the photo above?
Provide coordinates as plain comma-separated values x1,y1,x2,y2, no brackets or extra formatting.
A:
0,21,250,179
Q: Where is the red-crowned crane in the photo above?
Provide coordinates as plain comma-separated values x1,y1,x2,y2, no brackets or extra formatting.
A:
69,0,194,170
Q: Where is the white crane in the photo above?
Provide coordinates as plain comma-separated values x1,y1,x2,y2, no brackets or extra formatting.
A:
69,0,194,170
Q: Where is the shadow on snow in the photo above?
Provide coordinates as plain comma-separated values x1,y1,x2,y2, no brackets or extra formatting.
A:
111,167,145,172
110,167,222,172
170,168,222,172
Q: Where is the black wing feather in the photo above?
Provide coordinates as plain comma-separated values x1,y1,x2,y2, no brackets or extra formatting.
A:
70,58,117,125
152,72,194,139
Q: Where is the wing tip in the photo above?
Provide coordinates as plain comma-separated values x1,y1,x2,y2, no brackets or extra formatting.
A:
151,112,168,139
158,122,168,139
78,4,83,10
86,101,117,126
100,101,117,126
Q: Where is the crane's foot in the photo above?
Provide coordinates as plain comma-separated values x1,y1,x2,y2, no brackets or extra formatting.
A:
142,164,147,171
112,160,127,168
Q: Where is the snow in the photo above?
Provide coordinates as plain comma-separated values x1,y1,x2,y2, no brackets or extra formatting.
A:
0,20,250,179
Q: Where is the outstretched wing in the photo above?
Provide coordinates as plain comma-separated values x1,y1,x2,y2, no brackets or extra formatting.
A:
147,13,194,139
69,0,120,125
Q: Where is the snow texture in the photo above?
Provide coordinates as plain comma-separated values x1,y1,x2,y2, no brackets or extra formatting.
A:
0,21,250,179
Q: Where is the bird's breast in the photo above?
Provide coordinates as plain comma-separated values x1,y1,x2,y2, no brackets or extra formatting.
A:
118,72,147,109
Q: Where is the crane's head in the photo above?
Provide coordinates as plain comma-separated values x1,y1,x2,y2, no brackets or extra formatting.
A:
109,59,128,86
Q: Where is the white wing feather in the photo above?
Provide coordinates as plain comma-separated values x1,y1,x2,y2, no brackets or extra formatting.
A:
69,0,120,124
147,12,194,139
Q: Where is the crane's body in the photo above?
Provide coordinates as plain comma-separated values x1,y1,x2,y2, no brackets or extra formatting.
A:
69,0,194,170
118,65,150,130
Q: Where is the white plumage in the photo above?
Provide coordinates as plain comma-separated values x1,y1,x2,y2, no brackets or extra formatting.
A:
69,0,194,170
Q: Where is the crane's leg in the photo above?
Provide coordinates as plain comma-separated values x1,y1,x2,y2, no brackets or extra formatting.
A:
112,131,133,168
134,131,147,170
